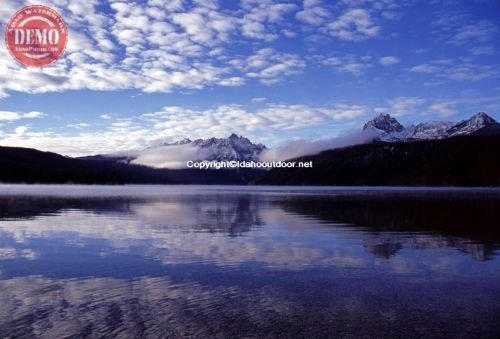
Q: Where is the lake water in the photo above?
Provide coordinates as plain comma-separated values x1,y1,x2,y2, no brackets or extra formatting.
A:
0,185,499,338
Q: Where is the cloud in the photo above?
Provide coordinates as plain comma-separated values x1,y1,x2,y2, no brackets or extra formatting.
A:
296,0,400,43
146,103,370,140
410,59,499,82
432,11,497,45
374,97,425,117
325,8,380,41
296,0,331,26
469,46,495,56
321,54,372,76
0,102,371,157
240,0,297,41
132,144,205,168
14,126,28,135
449,21,497,45
427,100,460,117
0,0,306,98
259,129,378,161
233,48,306,85
218,77,246,86
67,123,90,129
409,63,441,74
251,97,267,103
379,56,400,66
0,111,45,122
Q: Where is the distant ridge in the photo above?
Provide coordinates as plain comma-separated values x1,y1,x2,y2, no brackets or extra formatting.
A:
362,112,498,141
83,134,266,165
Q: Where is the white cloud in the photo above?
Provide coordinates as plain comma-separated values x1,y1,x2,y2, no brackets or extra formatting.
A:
147,103,369,140
379,56,400,66
235,48,306,85
260,129,377,162
433,12,497,45
0,0,305,98
410,59,499,82
469,46,495,56
218,77,246,86
449,21,497,45
132,144,205,168
14,126,28,135
296,0,331,26
409,64,441,74
240,0,297,41
321,54,372,76
251,97,267,103
325,8,380,41
375,97,425,117
67,123,90,129
0,111,45,122
427,100,460,117
0,102,371,156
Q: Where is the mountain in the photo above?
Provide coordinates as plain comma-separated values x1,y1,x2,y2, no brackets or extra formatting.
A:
446,112,497,137
2,111,499,186
363,113,404,134
84,133,266,165
409,121,456,140
152,133,266,162
363,112,498,141
255,134,500,186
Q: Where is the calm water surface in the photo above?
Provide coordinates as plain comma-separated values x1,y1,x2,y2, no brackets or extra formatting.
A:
0,185,499,338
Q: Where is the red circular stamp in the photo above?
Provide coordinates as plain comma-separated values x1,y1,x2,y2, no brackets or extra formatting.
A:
4,5,68,68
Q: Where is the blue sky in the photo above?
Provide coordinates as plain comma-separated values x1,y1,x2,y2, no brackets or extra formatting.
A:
0,0,499,156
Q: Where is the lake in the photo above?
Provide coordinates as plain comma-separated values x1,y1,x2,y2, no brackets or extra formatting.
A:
0,185,499,338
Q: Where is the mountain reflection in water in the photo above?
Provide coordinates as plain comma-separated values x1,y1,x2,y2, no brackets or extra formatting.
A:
0,186,499,338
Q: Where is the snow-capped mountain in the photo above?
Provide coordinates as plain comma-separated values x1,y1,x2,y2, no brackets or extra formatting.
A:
152,133,266,162
363,114,404,134
363,112,498,142
409,121,456,140
84,134,266,167
446,112,497,137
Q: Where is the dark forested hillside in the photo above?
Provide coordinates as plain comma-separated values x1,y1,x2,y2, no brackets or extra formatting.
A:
2,134,500,186
255,135,500,186
0,146,261,185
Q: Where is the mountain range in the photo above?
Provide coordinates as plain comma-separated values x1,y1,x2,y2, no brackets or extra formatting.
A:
0,111,499,185
363,112,497,142
83,133,266,166
152,133,266,161
86,112,498,166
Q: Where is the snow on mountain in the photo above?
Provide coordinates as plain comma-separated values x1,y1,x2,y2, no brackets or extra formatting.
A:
87,134,266,168
362,114,412,141
194,133,266,161
141,133,266,163
363,114,404,134
446,112,497,137
87,113,496,169
363,112,497,142
410,121,456,140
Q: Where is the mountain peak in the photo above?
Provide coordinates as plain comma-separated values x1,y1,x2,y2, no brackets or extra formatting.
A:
470,112,496,124
446,112,497,137
363,114,404,133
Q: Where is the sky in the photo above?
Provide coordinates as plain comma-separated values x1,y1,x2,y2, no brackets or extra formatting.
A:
0,0,499,156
